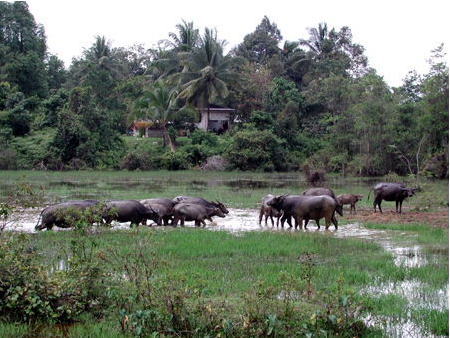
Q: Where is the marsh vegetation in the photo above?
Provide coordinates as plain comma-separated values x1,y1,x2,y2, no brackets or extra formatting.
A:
0,171,448,337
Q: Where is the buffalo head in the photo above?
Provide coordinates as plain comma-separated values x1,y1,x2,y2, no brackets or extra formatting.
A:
214,201,229,214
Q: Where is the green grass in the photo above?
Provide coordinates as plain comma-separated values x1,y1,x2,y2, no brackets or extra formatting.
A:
33,228,396,296
0,170,447,211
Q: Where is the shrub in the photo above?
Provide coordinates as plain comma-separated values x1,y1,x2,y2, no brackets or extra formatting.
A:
0,149,17,169
226,128,288,171
202,155,229,171
0,235,110,323
161,151,190,170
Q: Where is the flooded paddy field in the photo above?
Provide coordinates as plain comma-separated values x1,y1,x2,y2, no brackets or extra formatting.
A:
0,170,448,337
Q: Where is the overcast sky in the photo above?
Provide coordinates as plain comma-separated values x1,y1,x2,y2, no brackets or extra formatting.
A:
26,0,448,87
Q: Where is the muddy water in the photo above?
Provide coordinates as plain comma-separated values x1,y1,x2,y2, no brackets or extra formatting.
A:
5,207,448,337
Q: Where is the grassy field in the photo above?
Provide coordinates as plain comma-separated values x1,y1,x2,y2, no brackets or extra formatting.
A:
0,223,448,337
0,170,447,211
0,170,448,336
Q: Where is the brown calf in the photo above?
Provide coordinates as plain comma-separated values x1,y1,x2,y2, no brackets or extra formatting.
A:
336,194,363,214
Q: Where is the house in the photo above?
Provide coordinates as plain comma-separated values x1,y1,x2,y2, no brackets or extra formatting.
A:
129,105,236,137
128,121,163,137
196,105,235,133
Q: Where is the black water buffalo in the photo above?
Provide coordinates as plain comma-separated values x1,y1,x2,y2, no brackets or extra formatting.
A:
140,199,176,225
103,200,158,227
172,196,229,215
267,194,312,228
295,195,340,230
259,194,282,227
369,183,416,213
302,187,343,217
268,195,340,230
337,194,363,214
172,203,226,226
35,200,100,231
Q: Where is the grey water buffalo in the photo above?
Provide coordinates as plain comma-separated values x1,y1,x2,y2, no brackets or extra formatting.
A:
369,183,416,213
268,195,340,230
295,195,340,230
172,203,226,227
259,194,282,227
35,200,100,231
337,194,363,214
266,194,303,228
140,198,176,225
172,196,229,215
302,187,343,217
103,200,158,227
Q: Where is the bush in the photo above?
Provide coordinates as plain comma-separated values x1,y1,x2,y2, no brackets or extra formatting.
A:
120,151,156,170
0,149,17,169
226,128,288,171
161,151,191,170
202,155,229,171
0,235,110,323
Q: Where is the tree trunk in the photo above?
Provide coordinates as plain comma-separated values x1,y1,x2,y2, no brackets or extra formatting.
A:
162,124,176,152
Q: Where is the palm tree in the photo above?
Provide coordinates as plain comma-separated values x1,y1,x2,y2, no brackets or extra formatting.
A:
151,21,200,81
176,28,243,130
299,23,335,57
167,20,200,52
133,81,179,151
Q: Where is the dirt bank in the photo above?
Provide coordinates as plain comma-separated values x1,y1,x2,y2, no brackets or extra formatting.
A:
345,208,448,228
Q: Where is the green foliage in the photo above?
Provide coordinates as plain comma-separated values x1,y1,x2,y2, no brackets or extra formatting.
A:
234,16,282,64
226,127,287,171
0,234,110,323
8,129,55,169
161,150,191,170
0,5,447,176
266,77,303,112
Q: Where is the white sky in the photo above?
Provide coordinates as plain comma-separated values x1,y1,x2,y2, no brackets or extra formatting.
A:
26,0,449,87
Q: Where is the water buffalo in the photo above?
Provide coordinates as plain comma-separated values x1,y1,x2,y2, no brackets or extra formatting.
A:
369,183,416,213
294,195,340,230
302,187,343,216
268,195,340,230
267,195,307,228
140,199,175,226
35,200,100,231
259,194,282,227
172,196,229,215
337,194,363,214
172,203,225,227
103,200,158,227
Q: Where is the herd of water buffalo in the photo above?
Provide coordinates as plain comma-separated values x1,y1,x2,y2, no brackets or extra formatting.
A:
34,182,417,231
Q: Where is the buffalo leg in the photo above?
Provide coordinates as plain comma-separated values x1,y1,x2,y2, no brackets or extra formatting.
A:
315,219,320,230
265,214,269,226
399,200,403,213
332,215,338,229
295,216,303,230
331,213,337,223
374,198,382,213
270,215,275,227
325,218,331,230
258,207,264,225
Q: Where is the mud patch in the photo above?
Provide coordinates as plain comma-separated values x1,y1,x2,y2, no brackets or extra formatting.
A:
346,209,448,228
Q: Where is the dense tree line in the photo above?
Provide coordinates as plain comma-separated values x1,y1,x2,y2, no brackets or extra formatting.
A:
0,3,448,176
